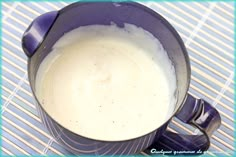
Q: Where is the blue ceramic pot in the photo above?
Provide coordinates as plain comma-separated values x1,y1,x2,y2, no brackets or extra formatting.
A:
22,2,221,155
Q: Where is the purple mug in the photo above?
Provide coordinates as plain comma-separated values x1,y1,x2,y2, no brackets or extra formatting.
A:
22,2,221,155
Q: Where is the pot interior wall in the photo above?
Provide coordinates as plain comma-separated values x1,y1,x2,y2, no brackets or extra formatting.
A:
29,2,190,117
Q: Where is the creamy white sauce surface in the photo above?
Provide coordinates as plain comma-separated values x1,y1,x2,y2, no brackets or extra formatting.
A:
35,24,177,141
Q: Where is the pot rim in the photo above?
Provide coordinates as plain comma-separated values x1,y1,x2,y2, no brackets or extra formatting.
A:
28,1,191,143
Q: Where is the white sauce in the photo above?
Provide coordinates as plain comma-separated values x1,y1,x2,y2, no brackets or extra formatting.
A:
35,24,177,141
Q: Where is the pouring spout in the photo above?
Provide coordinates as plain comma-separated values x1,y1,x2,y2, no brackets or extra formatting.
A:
22,11,58,57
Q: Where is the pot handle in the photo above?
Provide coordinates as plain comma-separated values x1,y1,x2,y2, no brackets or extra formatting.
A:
22,11,58,57
145,93,221,155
